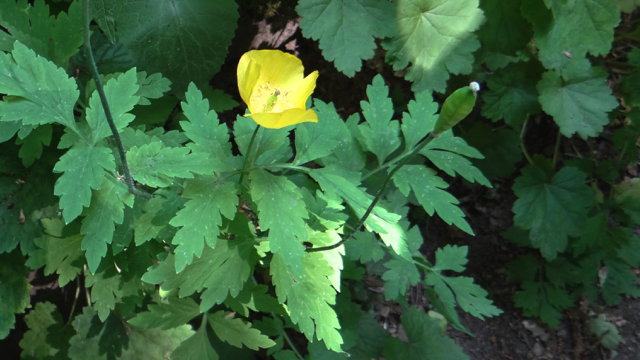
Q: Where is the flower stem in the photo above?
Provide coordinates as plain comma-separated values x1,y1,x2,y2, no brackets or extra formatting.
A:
238,125,261,186
82,0,151,199
307,132,437,253
520,118,534,166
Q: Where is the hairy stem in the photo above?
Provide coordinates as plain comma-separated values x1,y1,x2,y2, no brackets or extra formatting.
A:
238,125,261,187
82,0,151,198
308,132,436,253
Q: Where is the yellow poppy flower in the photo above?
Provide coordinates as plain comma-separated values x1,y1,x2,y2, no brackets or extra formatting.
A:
237,50,319,129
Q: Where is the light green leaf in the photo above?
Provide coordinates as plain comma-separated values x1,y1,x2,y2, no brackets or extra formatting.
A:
358,75,401,165
180,83,234,163
224,281,285,317
421,149,491,187
317,113,366,172
477,0,532,54
85,266,123,322
621,49,640,107
401,91,439,151
382,0,485,93
514,280,573,327
53,146,115,223
537,59,619,138
513,165,594,260
0,121,21,143
127,141,218,188
0,142,57,254
0,41,79,132
202,88,239,113
26,218,83,286
310,167,410,259
68,306,193,360
590,314,625,350
432,245,468,272
128,297,200,330
523,0,620,69
133,190,183,245
618,0,640,12
481,61,543,127
294,99,342,165
382,307,468,360
86,68,140,144
424,134,484,159
142,231,258,312
19,302,69,359
333,297,389,359
382,257,421,300
81,175,134,274
171,323,218,360
250,169,308,275
15,123,52,167
271,252,343,352
0,251,30,340
0,0,83,67
234,116,292,166
106,0,239,96
169,177,238,273
296,0,396,76
345,231,384,263
393,165,473,234
308,228,344,291
207,311,275,350
135,71,172,105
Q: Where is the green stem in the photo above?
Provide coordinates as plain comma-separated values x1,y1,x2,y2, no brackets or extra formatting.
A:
238,126,261,186
82,0,151,199
308,132,436,253
282,330,304,360
363,145,419,181
520,119,534,166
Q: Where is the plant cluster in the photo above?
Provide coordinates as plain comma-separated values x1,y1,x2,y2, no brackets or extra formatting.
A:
1,0,639,359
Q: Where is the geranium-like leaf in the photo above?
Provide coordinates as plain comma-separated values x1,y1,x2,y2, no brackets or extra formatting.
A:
296,0,396,76
482,61,543,127
512,165,594,260
100,0,239,97
382,0,485,93
382,307,467,360
477,0,532,54
522,0,620,69
537,59,618,138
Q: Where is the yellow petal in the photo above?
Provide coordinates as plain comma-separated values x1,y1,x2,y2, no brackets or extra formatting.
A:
247,50,305,93
248,108,318,129
284,70,319,109
237,58,262,113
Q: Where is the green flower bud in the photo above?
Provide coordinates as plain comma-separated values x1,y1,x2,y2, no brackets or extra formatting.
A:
432,82,479,136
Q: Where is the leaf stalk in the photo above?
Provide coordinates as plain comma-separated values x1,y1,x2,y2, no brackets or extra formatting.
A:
307,132,437,253
82,0,151,198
